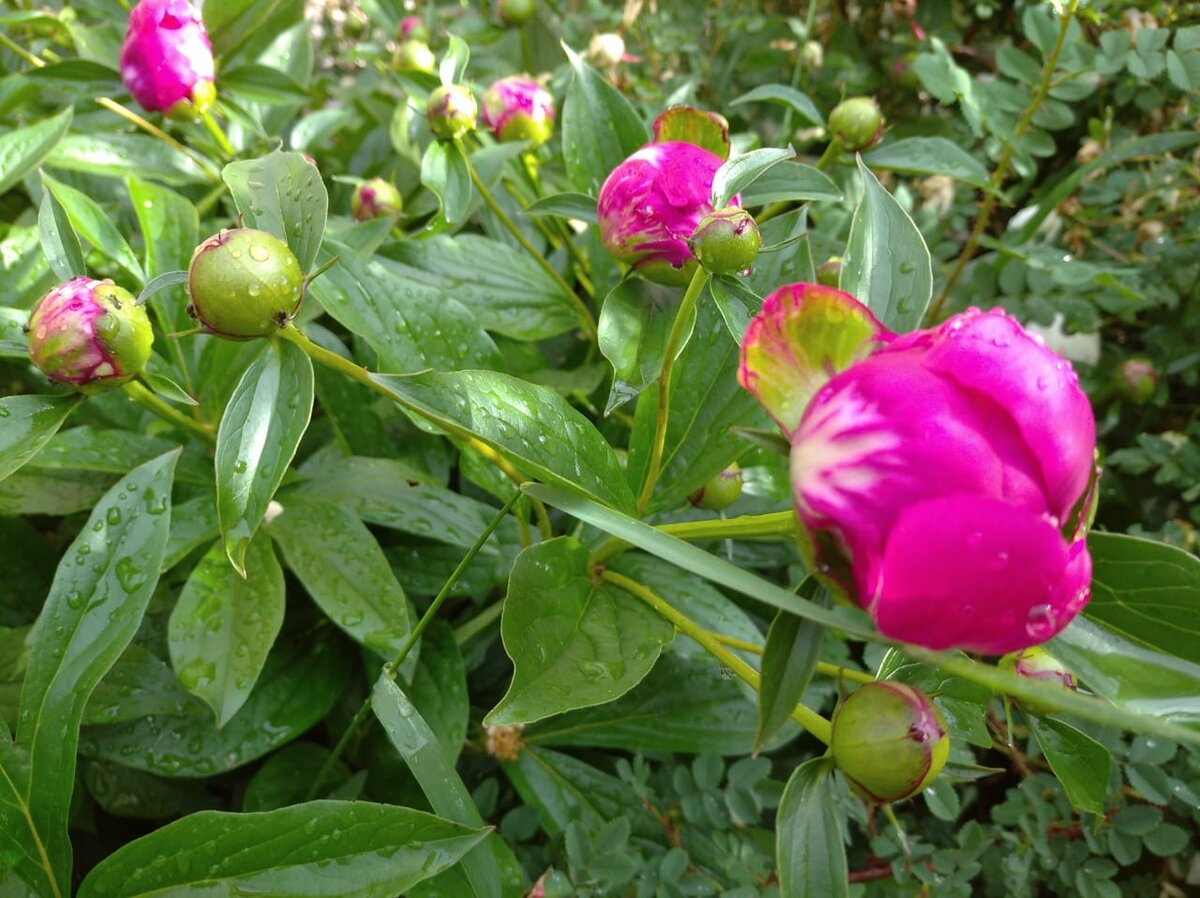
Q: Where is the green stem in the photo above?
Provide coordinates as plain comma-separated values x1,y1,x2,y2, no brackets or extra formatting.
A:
195,181,230,218
122,380,214,443
454,598,504,645
707,632,876,685
456,139,597,338
927,0,1080,321
201,109,235,158
590,510,797,565
635,267,711,514
307,492,521,800
814,139,841,172
602,569,832,745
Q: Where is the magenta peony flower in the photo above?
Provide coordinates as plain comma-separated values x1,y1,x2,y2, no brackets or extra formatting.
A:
119,0,215,116
597,141,728,286
480,76,555,147
739,284,1097,655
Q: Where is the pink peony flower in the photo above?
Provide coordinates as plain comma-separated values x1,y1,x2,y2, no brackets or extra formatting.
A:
597,141,728,286
480,76,555,147
739,284,1097,655
119,0,215,116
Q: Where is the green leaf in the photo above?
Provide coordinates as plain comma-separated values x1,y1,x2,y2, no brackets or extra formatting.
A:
241,743,350,812
11,450,178,895
439,34,470,85
26,59,120,88
502,745,640,838
203,0,293,59
597,279,677,413
373,677,506,898
522,191,599,224
486,538,673,726
308,246,502,373
370,370,636,513
82,759,216,820
0,308,30,358
1029,717,1110,816
712,147,796,209
220,64,310,104
0,107,71,196
730,84,823,127
560,43,649,196
841,157,933,332
863,137,990,188
267,498,416,660
407,619,469,762
84,644,205,727
223,149,328,273
421,140,472,225
47,133,211,186
41,173,145,283
77,800,489,898
38,181,85,281
739,163,841,206
380,235,579,340
215,339,314,574
128,178,199,278
757,590,826,752
776,757,849,898
27,427,207,485
168,535,286,727
0,395,80,485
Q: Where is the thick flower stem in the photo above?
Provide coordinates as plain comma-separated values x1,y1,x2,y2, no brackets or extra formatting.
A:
455,139,597,339
927,0,1080,321
635,266,712,514
122,380,215,444
306,493,521,801
590,510,797,565
201,109,235,159
601,568,833,745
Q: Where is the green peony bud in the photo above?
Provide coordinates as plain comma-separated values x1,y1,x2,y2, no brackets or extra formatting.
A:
1114,358,1158,405
352,178,404,221
1000,646,1077,715
187,228,304,340
816,256,842,288
427,84,478,140
394,39,436,74
27,277,153,393
828,96,884,151
690,208,761,275
830,682,949,802
689,463,744,511
496,0,536,26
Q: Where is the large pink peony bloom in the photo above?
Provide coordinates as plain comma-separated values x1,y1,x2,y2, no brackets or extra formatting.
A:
119,0,215,116
740,284,1097,655
596,141,727,286
481,76,555,147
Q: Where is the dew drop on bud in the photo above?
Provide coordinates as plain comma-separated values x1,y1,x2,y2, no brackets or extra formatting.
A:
1024,603,1057,640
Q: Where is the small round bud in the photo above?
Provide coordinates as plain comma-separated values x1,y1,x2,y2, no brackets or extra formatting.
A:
1114,358,1157,404
828,96,884,151
816,256,842,288
27,277,153,392
691,208,761,275
496,0,536,27
427,85,478,140
799,40,823,68
830,682,949,802
187,228,304,340
398,15,431,44
689,463,743,511
588,32,625,69
481,76,555,147
352,178,403,221
394,39,436,74
1000,646,1077,715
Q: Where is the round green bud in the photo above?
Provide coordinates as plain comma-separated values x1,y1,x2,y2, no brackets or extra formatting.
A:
816,256,842,288
394,39,436,74
1000,646,1077,715
352,178,404,221
690,208,761,275
828,96,884,151
1114,358,1158,405
830,682,949,803
689,463,744,511
496,0,536,26
427,84,478,140
187,228,304,340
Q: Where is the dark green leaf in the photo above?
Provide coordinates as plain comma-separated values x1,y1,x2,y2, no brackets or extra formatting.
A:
46,132,212,186
223,149,328,272
776,757,848,898
38,181,85,281
596,279,677,413
220,64,310,104
739,163,841,206
241,743,350,811
0,308,30,358
523,191,598,224
757,589,826,752
128,178,200,278
730,84,823,127
83,760,217,820
41,173,144,283
863,137,989,188
0,395,80,485
712,147,795,209
421,140,472,225
84,644,204,727
0,107,72,195
1029,717,1110,815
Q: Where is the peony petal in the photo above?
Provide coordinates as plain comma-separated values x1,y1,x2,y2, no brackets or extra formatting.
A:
871,493,1092,655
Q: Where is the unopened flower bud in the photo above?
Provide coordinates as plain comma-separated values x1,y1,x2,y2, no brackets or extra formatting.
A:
588,32,625,69
119,0,215,118
187,229,304,339
481,76,555,146
799,40,823,68
496,0,536,27
394,39,436,74
27,278,153,392
1000,646,1077,714
689,463,743,511
352,178,403,221
427,85,477,140
398,15,431,44
1113,358,1158,405
816,257,842,288
830,682,949,802
828,97,884,151
691,208,761,275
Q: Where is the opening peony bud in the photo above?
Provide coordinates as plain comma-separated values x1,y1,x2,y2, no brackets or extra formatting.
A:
689,463,743,511
481,76,555,147
816,256,842,288
394,39,436,74
398,15,431,44
27,278,153,392
496,0,536,26
1114,358,1158,405
351,178,404,221
187,229,304,340
830,681,949,803
691,208,761,275
119,0,215,117
427,85,478,140
827,96,884,151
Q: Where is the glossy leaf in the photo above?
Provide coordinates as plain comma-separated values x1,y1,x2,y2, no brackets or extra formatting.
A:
421,140,472,225
38,181,85,280
776,757,848,898
730,84,823,126
863,137,990,188
215,339,314,574
41,174,144,283
757,595,826,752
739,163,842,206
439,34,470,85
0,308,30,358
522,191,599,224
223,149,328,272
82,760,216,820
84,644,204,727
0,395,80,485
712,147,795,209
596,279,677,413
128,178,198,278
840,157,933,332
487,538,673,726
0,106,72,195
241,743,350,812
77,800,489,898
168,535,286,727
1029,717,1111,815
46,132,211,186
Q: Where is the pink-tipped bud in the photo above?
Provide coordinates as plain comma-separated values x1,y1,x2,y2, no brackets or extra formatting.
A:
691,208,761,275
398,15,431,44
816,257,842,288
351,178,404,221
481,76,555,147
27,278,153,392
427,85,478,140
1114,358,1158,405
827,97,884,151
119,0,215,118
394,39,436,74
689,463,743,511
187,229,304,340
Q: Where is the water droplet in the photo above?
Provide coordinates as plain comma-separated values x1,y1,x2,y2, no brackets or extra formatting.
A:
249,243,270,262
1025,603,1057,640
178,658,216,690
991,336,1011,348
899,260,915,274
115,557,146,592
989,551,1010,570
1036,375,1050,391
65,590,85,609
106,507,122,526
